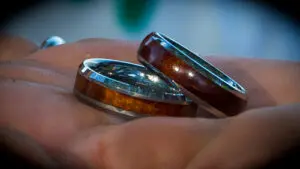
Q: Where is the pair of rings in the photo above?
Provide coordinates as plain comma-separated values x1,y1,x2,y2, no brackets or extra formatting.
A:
73,32,248,119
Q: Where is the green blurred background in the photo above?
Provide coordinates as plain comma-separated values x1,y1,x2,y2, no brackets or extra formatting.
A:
3,0,300,61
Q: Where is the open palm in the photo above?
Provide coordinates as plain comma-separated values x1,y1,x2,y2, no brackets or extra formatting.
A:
1,36,299,169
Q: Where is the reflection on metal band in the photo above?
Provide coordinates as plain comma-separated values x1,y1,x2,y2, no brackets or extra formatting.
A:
150,32,247,100
80,58,191,104
138,56,227,118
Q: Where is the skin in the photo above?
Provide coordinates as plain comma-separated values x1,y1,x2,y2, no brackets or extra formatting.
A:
0,35,300,169
0,33,38,61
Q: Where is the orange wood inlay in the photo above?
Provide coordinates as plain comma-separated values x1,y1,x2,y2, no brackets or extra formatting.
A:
138,32,247,116
74,71,197,117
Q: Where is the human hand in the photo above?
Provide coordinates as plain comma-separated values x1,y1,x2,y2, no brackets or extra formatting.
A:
59,104,300,169
185,104,300,169
1,36,299,168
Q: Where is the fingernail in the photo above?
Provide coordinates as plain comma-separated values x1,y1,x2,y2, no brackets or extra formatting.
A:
40,36,66,49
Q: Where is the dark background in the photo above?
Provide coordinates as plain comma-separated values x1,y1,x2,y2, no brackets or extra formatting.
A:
0,0,300,61
1,1,300,26
0,1,300,168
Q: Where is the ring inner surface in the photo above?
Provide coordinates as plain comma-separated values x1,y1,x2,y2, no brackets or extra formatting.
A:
158,33,246,97
85,59,190,104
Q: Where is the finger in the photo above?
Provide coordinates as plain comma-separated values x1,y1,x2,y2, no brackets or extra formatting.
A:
26,38,139,71
0,34,38,61
185,104,300,169
0,127,57,169
63,125,119,169
185,117,270,169
206,56,300,109
65,117,227,169
0,76,117,148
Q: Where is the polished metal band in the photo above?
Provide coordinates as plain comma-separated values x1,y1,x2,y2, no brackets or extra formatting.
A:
78,58,190,104
145,32,247,101
73,58,198,118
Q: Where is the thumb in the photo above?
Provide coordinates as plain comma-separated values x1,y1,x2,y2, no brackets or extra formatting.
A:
186,104,300,169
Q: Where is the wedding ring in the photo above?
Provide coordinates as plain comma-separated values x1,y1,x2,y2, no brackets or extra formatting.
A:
137,32,247,117
73,58,197,118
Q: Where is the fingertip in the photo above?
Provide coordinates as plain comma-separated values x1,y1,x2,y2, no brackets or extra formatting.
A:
0,34,38,61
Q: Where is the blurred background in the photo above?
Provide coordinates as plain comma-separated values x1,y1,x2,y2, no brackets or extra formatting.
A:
1,0,300,61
